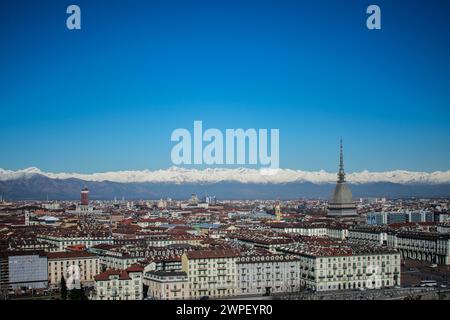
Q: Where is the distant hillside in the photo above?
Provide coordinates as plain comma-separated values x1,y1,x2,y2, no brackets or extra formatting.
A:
1,174,450,200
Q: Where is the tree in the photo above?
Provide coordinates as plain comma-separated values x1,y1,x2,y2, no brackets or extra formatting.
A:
69,284,88,300
61,277,68,300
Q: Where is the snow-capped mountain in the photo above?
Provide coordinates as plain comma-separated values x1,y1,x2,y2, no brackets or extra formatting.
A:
1,166,450,185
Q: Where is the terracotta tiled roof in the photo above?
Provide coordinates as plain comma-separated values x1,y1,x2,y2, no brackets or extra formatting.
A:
47,251,96,260
126,264,144,273
94,269,131,281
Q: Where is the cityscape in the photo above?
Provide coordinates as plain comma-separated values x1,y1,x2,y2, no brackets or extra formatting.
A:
1,0,450,311
1,143,449,301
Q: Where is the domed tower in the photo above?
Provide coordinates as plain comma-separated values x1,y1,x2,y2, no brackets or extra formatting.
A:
327,140,357,217
81,187,89,205
275,201,282,221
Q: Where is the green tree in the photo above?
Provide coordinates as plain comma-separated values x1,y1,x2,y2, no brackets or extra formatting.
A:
60,277,67,300
69,284,88,300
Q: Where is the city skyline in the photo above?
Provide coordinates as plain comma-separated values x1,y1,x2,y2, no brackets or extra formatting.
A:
1,0,450,173
2,0,450,308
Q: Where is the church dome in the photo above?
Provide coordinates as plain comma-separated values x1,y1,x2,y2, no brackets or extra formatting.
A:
330,182,353,204
327,140,357,217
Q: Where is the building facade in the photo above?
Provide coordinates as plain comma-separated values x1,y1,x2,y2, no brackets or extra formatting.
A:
387,231,450,265
93,265,143,300
348,226,388,246
47,252,100,287
182,249,240,299
0,251,48,291
236,253,300,296
278,242,401,291
144,270,188,300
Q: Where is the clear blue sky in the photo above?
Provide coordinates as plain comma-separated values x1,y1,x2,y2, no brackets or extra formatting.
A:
1,0,449,173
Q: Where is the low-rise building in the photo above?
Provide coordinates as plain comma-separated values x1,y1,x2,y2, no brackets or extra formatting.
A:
387,231,450,265
93,265,144,300
144,270,188,300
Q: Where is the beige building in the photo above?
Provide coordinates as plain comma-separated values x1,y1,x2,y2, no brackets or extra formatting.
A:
182,249,240,299
93,265,144,300
348,226,388,246
144,270,188,300
278,240,401,291
38,233,113,251
47,252,100,287
387,231,450,265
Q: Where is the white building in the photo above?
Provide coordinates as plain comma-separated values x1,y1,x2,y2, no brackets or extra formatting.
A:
182,249,240,299
47,252,100,287
236,252,300,296
144,270,188,300
37,233,114,251
387,231,450,265
437,223,450,234
348,226,388,246
93,265,144,300
278,240,401,291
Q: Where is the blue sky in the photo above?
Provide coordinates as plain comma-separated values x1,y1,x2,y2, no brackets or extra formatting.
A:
0,0,449,173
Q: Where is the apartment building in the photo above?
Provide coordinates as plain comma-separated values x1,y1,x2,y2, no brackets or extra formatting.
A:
278,240,401,292
387,231,450,265
144,270,188,300
236,252,300,296
37,232,114,251
367,211,434,225
182,249,240,299
326,225,349,240
90,243,195,271
348,226,388,246
47,252,100,287
93,265,143,300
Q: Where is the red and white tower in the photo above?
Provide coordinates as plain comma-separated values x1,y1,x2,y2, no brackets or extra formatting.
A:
81,187,89,205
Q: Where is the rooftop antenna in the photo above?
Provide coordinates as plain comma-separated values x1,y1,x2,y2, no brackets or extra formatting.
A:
338,138,346,183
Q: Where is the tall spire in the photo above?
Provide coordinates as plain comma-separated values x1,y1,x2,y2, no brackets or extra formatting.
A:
338,139,346,183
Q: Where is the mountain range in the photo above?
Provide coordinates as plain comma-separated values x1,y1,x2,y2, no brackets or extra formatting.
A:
1,167,450,200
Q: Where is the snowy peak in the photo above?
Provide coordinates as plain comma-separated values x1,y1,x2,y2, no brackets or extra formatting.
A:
1,167,450,185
